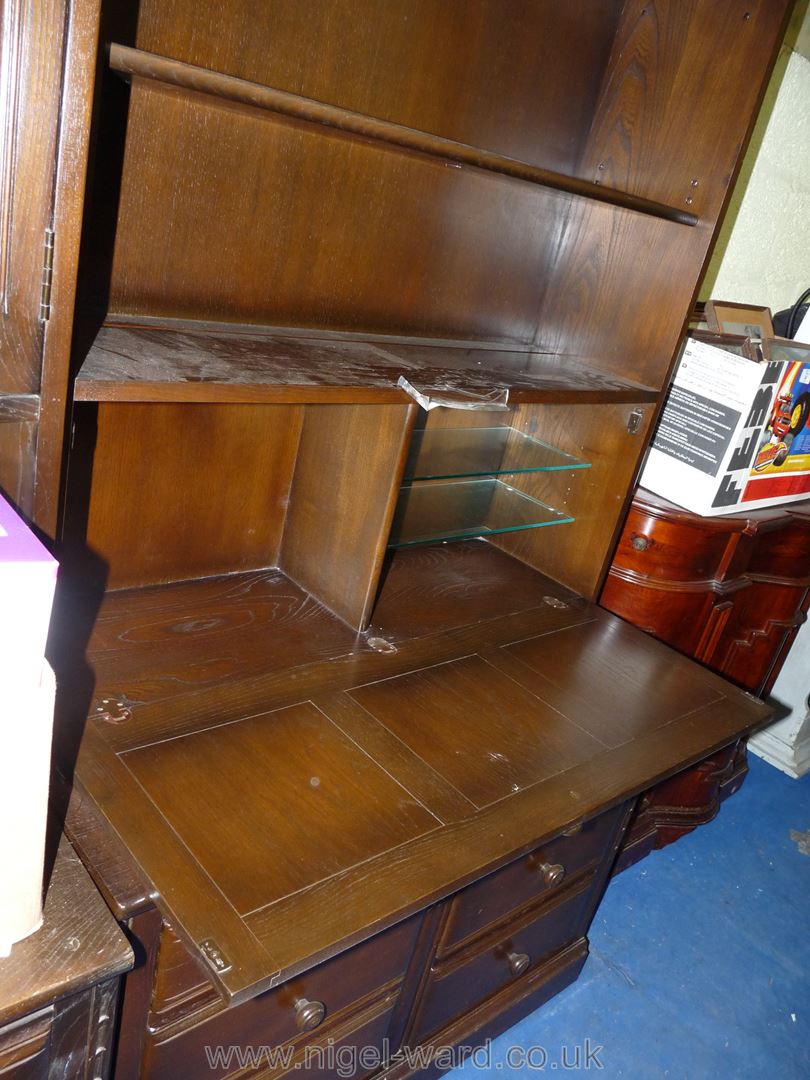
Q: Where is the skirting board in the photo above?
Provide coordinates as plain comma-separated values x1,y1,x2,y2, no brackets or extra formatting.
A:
749,713,810,780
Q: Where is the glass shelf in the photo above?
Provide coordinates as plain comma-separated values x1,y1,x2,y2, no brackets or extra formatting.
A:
388,478,574,548
402,426,590,481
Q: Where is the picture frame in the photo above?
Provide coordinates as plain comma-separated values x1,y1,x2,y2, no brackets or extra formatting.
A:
759,335,810,365
704,299,774,338
689,329,758,359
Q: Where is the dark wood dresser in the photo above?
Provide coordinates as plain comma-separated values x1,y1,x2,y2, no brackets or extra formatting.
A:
0,834,132,1078
0,1,795,1076
602,488,810,869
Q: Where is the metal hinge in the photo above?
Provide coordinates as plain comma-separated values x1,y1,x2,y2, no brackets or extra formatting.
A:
38,227,54,322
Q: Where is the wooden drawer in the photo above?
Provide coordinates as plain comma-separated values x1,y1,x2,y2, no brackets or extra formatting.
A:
612,506,737,583
144,913,421,1079
439,803,624,954
0,1009,52,1078
275,994,397,1080
413,873,598,1042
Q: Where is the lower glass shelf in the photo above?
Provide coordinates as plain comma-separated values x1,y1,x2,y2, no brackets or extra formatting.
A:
387,478,574,548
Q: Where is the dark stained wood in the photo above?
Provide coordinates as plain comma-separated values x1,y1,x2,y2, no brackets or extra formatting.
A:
0,0,63,396
0,833,130,1080
147,921,221,1037
83,401,303,588
410,875,598,1043
62,779,154,919
0,834,132,1026
497,619,723,748
319,692,476,826
64,542,771,1005
612,740,748,873
130,0,617,175
101,1,626,337
69,568,359,707
112,907,163,1080
535,0,792,389
31,1,795,1071
32,0,103,536
123,700,439,914
73,322,659,405
0,420,36,510
0,395,38,422
108,43,697,228
143,913,422,1080
491,400,654,599
281,403,415,628
350,654,606,807
389,939,589,1079
438,804,626,954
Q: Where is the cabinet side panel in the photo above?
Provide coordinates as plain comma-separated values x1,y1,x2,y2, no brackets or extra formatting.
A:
83,402,302,589
491,403,653,599
0,419,35,511
281,403,415,630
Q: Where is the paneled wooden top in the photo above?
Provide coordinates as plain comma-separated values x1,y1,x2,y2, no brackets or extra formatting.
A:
73,320,659,405
60,542,769,1005
0,833,133,1024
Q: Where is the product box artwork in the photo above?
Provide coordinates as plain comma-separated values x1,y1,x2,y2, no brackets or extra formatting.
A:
641,337,810,515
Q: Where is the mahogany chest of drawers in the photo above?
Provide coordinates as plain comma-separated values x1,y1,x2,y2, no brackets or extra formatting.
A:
602,489,810,868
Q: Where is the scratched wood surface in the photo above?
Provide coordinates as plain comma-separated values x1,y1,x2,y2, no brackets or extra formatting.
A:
73,322,658,405
0,833,132,1025
63,542,770,1003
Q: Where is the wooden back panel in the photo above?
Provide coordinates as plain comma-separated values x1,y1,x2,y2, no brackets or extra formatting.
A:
537,0,790,387
96,0,622,341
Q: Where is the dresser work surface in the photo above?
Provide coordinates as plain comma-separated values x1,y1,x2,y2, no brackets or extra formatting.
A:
60,544,769,1044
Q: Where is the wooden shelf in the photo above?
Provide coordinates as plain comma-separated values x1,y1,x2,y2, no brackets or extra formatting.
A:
109,44,699,229
73,320,659,406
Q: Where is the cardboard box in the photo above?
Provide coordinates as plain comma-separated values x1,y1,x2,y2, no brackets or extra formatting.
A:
641,337,810,515
0,492,58,688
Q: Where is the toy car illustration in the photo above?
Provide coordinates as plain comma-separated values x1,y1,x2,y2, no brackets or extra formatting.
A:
753,389,810,472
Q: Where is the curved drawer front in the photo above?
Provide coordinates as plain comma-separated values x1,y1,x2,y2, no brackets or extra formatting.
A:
439,803,624,955
613,506,738,583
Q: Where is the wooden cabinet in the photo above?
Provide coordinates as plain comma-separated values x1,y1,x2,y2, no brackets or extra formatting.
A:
603,488,810,869
0,1,796,1076
0,835,132,1079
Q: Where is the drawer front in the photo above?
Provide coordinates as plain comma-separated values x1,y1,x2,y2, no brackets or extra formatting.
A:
613,507,737,583
440,803,624,953
0,1008,52,1079
144,913,421,1079
276,994,396,1080
414,875,596,1042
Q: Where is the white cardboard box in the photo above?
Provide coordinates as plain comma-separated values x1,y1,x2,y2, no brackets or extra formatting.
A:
640,337,810,515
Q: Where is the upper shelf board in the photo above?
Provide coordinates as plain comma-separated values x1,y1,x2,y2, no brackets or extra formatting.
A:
74,322,659,406
109,43,698,228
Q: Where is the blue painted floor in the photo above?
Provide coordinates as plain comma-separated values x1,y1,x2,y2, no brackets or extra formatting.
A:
447,755,810,1078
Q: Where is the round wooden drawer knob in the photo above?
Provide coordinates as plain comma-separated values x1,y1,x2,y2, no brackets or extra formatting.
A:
631,534,651,551
538,861,565,886
294,997,326,1031
507,950,531,976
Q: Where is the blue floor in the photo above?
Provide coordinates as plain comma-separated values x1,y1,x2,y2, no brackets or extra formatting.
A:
447,755,810,1078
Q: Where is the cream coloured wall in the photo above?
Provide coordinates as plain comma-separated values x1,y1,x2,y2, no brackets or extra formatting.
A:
700,49,810,315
